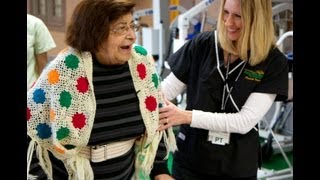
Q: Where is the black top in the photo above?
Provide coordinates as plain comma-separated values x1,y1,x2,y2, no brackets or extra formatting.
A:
168,31,288,177
90,57,169,179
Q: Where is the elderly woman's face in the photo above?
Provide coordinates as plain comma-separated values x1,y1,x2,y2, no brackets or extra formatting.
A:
97,13,137,65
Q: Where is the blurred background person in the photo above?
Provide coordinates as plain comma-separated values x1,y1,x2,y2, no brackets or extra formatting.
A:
27,14,56,91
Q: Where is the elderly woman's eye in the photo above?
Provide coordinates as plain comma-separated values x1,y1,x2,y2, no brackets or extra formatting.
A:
119,26,127,31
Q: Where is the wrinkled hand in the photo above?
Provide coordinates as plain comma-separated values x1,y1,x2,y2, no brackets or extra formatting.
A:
154,174,175,180
158,99,192,131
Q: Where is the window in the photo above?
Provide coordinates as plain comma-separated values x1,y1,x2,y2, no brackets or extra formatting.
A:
28,0,66,31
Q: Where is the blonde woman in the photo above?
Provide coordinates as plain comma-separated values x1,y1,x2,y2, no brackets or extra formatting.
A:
158,0,288,179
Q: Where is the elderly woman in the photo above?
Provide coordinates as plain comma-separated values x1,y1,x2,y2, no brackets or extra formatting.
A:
26,0,176,180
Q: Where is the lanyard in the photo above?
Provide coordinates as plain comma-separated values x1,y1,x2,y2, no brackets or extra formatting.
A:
221,54,247,111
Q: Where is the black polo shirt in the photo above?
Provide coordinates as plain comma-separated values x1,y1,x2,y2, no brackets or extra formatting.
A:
168,31,288,177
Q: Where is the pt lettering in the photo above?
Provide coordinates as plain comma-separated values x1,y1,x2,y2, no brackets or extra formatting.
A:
215,137,223,143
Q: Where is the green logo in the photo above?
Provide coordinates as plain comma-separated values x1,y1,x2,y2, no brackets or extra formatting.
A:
243,69,264,82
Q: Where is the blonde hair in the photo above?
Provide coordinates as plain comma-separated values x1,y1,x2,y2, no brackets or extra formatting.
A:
217,0,276,66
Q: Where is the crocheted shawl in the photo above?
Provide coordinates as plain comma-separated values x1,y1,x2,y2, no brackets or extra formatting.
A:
27,45,177,180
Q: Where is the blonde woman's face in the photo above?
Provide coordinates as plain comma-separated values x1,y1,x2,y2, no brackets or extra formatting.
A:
223,0,242,41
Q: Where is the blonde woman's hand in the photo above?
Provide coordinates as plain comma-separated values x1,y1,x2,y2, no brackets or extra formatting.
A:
158,99,192,131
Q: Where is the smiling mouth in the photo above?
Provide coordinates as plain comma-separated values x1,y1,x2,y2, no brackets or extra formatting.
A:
227,29,238,33
120,45,131,50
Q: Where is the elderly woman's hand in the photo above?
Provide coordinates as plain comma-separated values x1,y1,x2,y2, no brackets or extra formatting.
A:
158,99,192,131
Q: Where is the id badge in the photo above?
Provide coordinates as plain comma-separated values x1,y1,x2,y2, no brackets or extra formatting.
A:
208,130,230,145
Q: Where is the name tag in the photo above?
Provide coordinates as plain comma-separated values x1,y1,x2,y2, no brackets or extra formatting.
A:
208,130,230,145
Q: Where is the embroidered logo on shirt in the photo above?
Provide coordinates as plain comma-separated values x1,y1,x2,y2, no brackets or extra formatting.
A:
244,69,264,82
